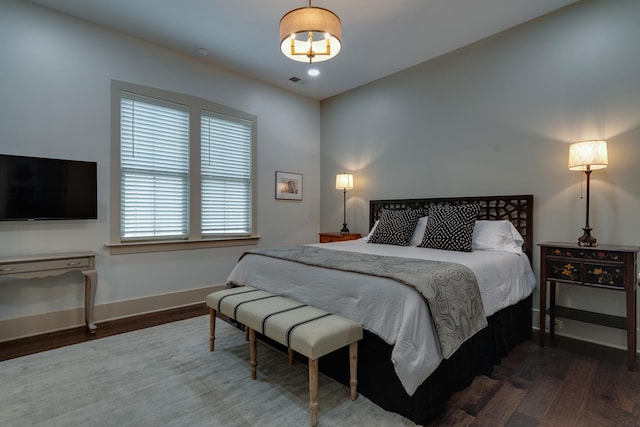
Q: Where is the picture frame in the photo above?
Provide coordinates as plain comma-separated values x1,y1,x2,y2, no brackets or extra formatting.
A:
275,171,303,201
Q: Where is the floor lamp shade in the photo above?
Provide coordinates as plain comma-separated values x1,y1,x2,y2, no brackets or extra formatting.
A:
568,140,608,247
336,173,353,234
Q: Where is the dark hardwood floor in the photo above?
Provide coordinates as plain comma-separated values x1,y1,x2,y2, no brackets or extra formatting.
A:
433,333,640,427
1,308,638,426
0,303,209,362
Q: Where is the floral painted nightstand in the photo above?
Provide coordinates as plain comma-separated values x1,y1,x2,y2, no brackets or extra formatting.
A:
538,242,639,370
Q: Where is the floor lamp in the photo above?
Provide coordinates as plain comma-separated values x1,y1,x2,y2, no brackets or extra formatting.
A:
568,140,608,247
336,173,353,235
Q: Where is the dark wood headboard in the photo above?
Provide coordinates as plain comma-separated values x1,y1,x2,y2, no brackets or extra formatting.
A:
369,195,534,259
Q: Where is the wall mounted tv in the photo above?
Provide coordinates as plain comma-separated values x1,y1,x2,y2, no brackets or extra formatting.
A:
0,154,97,221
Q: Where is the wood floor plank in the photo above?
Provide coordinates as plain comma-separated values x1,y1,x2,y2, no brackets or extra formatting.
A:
475,381,527,425
505,411,539,427
540,346,573,380
505,372,532,392
515,374,562,421
515,345,556,382
539,356,598,426
575,406,637,427
492,341,536,381
469,413,502,426
430,408,474,427
614,361,640,416
584,361,624,421
438,375,503,425
453,375,503,417
581,360,640,426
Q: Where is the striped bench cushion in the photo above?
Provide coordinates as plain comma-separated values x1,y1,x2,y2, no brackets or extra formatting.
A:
206,287,363,359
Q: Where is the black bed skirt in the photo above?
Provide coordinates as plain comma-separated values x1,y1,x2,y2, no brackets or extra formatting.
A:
316,295,533,426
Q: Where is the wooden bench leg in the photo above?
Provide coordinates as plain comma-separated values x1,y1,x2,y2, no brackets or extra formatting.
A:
245,326,249,341
349,341,358,400
309,358,319,427
209,308,216,352
249,328,257,380
288,348,294,365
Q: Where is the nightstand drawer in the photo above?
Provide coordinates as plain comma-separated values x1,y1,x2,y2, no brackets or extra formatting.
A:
584,263,625,289
546,259,582,283
547,246,625,262
545,259,625,289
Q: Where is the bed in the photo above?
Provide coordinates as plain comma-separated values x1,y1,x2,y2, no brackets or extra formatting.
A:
226,195,535,425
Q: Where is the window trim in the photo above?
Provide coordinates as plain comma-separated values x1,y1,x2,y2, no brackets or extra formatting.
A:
109,80,258,254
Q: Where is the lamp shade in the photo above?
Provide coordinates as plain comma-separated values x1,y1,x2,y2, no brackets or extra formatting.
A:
336,173,353,190
568,140,608,171
280,6,342,63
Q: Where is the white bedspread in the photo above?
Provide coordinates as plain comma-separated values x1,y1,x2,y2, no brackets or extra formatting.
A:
226,239,536,396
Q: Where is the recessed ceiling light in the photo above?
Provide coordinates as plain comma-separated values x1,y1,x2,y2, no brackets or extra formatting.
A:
308,69,320,77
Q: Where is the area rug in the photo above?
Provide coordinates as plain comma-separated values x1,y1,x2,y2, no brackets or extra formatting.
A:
0,315,414,426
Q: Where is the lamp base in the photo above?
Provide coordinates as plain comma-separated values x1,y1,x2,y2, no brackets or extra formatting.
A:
340,224,350,235
578,227,597,247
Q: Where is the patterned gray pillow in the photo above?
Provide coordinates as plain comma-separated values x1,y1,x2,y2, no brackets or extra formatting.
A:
419,204,480,252
367,209,423,246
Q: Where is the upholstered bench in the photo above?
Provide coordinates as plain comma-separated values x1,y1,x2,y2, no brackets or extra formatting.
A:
206,286,363,427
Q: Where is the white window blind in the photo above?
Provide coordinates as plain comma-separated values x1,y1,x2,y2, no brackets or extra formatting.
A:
201,112,252,235
120,94,190,239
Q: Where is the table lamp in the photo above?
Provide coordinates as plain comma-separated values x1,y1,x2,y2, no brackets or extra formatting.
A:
336,173,353,235
568,140,608,247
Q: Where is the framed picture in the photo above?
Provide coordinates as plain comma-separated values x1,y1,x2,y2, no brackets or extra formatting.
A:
275,171,303,200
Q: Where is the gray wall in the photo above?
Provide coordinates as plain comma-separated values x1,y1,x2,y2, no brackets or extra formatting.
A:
320,0,640,350
0,1,320,339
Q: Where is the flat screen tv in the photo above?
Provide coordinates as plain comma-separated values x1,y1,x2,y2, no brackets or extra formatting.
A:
0,154,97,221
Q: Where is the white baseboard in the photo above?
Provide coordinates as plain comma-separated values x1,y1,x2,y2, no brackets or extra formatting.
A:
531,308,639,353
0,284,224,342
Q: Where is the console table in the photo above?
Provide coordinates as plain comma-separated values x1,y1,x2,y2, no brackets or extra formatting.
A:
0,251,98,332
539,242,638,370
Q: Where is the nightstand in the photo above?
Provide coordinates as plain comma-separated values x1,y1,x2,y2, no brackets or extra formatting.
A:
319,232,362,243
539,242,639,370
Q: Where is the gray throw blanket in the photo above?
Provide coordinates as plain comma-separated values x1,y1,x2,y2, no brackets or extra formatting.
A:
241,245,487,358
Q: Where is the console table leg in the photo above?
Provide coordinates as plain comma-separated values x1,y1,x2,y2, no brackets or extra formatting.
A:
539,279,546,347
82,269,97,333
549,281,556,340
626,278,636,371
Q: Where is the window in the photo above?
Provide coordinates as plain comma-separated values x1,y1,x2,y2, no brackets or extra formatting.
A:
120,94,190,240
110,81,257,254
201,112,252,235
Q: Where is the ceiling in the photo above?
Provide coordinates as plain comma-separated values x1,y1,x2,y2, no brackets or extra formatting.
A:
28,0,579,100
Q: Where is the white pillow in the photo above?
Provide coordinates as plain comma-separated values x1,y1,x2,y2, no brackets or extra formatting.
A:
472,220,524,254
409,216,428,246
362,220,379,242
